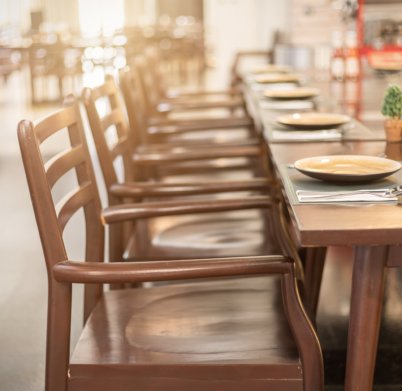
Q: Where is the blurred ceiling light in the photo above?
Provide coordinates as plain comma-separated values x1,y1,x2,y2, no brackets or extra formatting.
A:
78,0,124,37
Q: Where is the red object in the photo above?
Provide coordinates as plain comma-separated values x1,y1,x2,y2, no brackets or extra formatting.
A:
357,0,402,57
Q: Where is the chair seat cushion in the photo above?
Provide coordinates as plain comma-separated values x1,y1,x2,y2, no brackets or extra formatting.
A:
69,277,302,391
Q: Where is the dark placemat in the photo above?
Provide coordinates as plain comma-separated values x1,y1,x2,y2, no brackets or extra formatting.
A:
263,115,382,143
278,164,402,205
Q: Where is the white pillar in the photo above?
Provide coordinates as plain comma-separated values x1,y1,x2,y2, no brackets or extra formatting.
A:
204,0,289,86
144,0,156,23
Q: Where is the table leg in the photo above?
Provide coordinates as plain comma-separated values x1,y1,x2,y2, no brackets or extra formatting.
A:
304,246,327,320
345,245,388,391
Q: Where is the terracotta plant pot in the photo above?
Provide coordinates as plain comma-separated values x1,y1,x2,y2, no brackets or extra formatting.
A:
384,118,402,143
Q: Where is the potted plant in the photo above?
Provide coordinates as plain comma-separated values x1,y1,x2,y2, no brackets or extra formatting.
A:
381,84,402,142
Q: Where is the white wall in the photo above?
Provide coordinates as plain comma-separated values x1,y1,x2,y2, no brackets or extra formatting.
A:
204,0,290,86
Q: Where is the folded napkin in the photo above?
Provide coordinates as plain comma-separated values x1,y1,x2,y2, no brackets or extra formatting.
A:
272,129,342,141
296,189,397,203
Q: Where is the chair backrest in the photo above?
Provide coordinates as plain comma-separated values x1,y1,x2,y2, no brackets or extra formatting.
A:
143,47,169,100
82,76,136,198
119,64,151,146
18,96,104,319
134,55,163,117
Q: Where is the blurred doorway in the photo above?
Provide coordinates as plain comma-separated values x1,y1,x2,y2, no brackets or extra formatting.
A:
156,0,203,21
78,0,125,37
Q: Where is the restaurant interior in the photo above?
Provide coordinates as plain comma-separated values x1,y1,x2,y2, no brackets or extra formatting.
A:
1,0,402,390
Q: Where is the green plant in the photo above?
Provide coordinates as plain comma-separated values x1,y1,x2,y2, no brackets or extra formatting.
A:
382,85,402,119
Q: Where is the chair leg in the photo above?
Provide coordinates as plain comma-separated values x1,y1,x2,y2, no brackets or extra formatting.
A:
45,280,72,391
108,223,125,290
281,270,324,391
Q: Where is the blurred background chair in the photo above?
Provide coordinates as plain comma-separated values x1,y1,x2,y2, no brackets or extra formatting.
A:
0,46,21,83
28,38,83,104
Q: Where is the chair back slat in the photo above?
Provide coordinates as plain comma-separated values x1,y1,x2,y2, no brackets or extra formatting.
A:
144,47,168,99
110,136,130,161
57,182,94,233
119,65,149,147
101,108,125,131
35,105,77,143
135,57,160,117
45,145,86,189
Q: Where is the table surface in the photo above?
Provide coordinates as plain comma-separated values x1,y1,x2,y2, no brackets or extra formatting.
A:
270,141,402,246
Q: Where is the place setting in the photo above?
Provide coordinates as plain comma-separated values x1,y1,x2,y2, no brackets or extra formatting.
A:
248,72,303,92
282,154,402,204
259,86,319,111
267,111,352,142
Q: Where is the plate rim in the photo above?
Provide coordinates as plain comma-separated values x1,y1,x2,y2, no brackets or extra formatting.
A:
277,112,351,129
254,73,300,83
263,87,320,100
293,154,402,182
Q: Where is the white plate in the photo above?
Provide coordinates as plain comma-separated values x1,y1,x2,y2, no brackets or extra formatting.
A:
277,112,351,129
294,155,402,182
264,87,320,100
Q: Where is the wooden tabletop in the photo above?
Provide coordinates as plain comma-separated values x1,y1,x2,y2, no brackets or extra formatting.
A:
270,141,402,246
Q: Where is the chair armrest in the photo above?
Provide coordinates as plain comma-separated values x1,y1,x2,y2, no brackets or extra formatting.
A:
109,178,274,198
148,117,253,135
53,255,292,284
133,145,261,165
102,195,274,224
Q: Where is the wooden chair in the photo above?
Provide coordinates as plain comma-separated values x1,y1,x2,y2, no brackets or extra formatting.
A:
141,48,246,114
0,46,21,83
135,54,250,122
119,64,258,149
230,30,285,88
18,97,324,391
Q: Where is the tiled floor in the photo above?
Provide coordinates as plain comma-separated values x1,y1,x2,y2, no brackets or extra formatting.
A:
1,70,402,390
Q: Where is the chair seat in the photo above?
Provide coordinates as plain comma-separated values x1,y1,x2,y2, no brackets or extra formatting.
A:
69,277,303,391
127,210,282,259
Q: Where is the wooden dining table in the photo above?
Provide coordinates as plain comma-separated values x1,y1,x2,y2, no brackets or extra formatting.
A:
243,67,402,390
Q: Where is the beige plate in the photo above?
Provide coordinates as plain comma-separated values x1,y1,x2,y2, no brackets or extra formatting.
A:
254,73,300,84
294,155,402,183
264,87,320,100
252,64,292,74
277,112,351,129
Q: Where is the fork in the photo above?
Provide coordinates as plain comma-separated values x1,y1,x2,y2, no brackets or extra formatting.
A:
296,185,402,199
